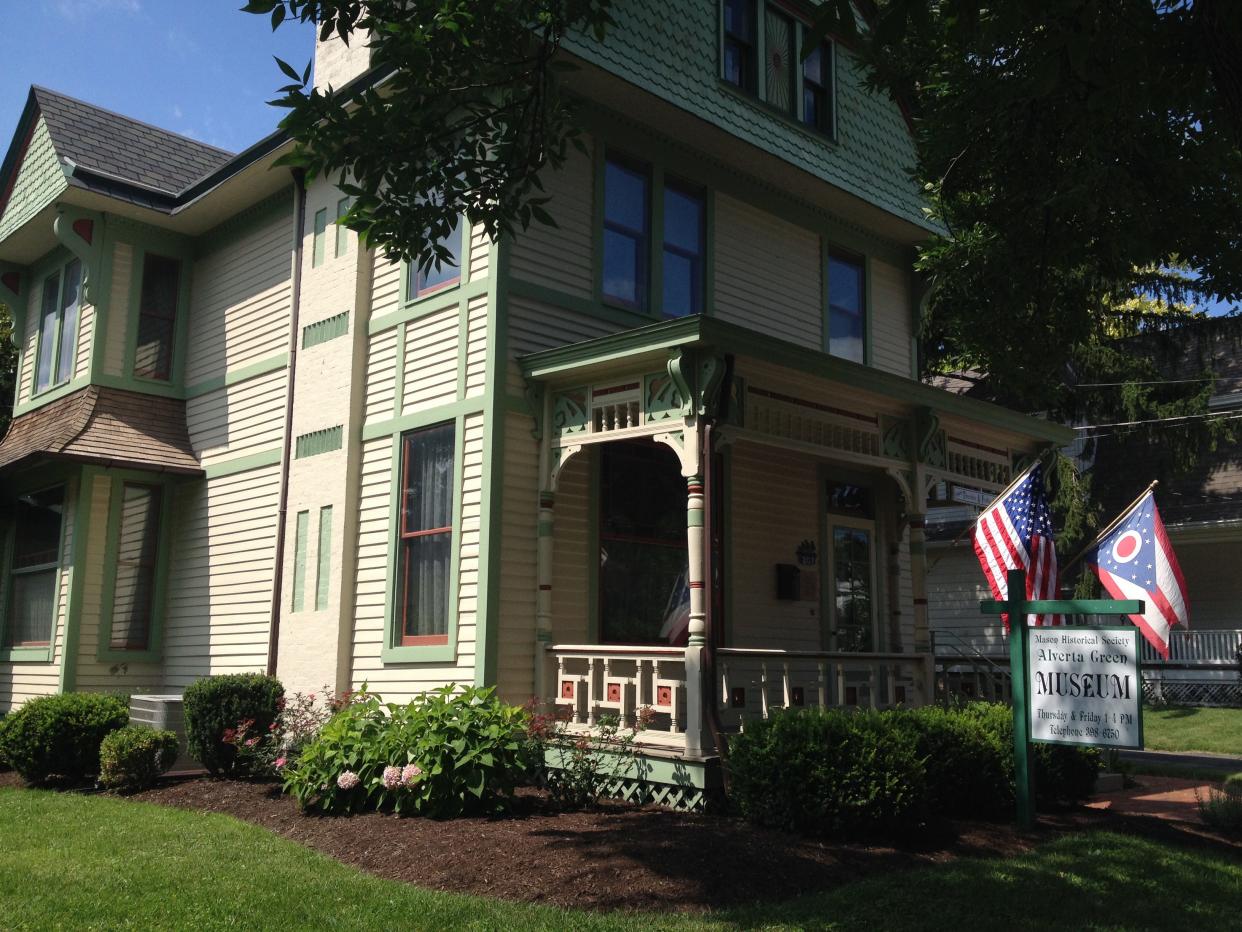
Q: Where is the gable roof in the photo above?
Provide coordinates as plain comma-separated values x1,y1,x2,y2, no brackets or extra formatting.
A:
31,86,234,197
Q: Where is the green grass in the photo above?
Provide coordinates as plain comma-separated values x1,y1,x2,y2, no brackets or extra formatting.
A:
1144,706,1242,756
2,787,1242,930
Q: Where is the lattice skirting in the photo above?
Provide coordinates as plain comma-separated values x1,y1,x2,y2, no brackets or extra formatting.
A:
1143,677,1242,708
599,776,711,812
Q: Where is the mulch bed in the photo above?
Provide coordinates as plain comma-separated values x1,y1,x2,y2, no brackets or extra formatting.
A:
3,769,1239,913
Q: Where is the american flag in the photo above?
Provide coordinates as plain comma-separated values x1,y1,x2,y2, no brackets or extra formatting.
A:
1088,490,1189,659
973,463,1060,628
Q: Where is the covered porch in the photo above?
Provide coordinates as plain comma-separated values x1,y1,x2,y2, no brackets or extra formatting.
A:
520,317,1071,762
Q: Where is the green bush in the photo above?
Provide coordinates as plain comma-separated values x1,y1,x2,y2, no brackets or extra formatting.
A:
0,693,129,784
0,714,10,771
183,674,284,775
728,707,927,839
896,705,1012,819
1199,778,1242,834
1224,772,1242,795
284,685,530,817
99,726,180,791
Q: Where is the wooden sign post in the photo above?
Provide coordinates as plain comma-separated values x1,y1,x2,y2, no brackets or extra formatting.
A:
980,568,1144,830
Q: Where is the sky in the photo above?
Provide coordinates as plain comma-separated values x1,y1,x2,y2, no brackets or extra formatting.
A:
0,1,316,155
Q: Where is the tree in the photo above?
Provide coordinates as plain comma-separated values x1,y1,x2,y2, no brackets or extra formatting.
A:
244,0,612,276
0,304,16,438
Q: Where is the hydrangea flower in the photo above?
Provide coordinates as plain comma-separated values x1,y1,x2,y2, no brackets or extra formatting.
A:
274,757,287,770
336,770,360,791
401,764,423,786
382,766,402,790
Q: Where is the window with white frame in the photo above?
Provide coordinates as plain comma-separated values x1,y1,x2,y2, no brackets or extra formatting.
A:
6,486,65,647
34,259,82,394
397,422,455,646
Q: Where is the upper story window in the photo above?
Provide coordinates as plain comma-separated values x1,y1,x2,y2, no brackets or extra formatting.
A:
108,483,163,652
6,486,64,648
827,252,865,364
34,258,82,394
397,421,455,646
407,216,463,299
133,254,181,382
720,1,836,138
602,153,707,319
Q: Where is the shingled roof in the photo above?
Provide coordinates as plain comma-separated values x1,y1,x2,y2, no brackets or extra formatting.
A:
31,86,235,196
0,386,202,476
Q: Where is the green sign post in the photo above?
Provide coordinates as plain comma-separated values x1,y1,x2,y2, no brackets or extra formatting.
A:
980,568,1144,830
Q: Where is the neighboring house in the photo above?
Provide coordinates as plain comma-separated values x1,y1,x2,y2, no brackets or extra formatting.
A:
927,318,1242,703
0,3,1068,803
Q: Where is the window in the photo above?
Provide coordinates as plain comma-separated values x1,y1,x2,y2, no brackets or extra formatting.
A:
6,486,64,647
722,0,757,92
602,157,650,311
662,181,706,318
109,484,162,652
825,481,875,653
407,216,463,299
133,254,181,381
827,252,865,363
397,422,454,645
34,259,82,394
599,442,688,645
720,2,836,137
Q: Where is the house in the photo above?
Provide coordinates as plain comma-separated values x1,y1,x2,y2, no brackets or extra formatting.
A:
926,317,1242,705
0,2,1069,804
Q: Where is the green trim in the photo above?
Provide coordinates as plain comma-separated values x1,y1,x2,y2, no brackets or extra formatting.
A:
315,505,333,612
12,374,90,417
201,448,283,480
380,419,465,665
120,238,194,392
94,471,175,664
28,255,82,400
312,208,327,268
509,277,655,330
302,312,350,350
1,646,52,663
520,315,1074,445
294,425,344,459
393,321,406,418
371,273,489,335
183,352,289,399
395,217,469,315
360,397,485,443
194,187,296,259
587,447,600,643
334,196,352,259
59,469,93,692
292,510,309,613
541,745,722,790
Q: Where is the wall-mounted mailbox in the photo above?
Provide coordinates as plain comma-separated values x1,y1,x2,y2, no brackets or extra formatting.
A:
776,563,800,600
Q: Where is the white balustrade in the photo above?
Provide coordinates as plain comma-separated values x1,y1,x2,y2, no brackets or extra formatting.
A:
548,645,687,747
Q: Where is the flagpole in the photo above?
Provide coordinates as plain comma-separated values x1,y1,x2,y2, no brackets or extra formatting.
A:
1060,479,1159,576
925,451,1053,574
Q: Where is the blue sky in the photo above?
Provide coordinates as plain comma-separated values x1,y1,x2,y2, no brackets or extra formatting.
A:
1,1,315,155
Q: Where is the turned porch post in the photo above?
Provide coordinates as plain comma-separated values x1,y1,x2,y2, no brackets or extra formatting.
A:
682,429,713,759
908,463,932,656
533,383,555,702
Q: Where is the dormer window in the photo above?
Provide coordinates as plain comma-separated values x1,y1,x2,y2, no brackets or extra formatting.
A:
720,1,836,138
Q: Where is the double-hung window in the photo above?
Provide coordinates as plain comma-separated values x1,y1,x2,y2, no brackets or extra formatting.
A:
722,0,757,92
602,153,706,318
6,486,64,648
407,216,463,299
397,422,455,646
802,40,834,133
827,252,865,364
108,483,163,652
34,259,82,394
134,254,181,382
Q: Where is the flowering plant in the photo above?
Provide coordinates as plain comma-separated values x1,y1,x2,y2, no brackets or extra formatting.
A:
225,688,355,778
524,701,652,809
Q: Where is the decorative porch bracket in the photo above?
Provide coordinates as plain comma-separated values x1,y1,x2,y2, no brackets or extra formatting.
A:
53,206,105,305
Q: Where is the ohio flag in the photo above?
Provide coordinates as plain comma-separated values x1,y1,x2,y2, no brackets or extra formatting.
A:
1088,490,1189,658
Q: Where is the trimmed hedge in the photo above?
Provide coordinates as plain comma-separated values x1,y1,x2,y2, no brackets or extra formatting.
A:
183,674,284,775
0,693,129,784
100,726,180,791
728,702,1099,840
0,714,10,771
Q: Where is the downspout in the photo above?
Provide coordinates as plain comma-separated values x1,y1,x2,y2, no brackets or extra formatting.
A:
701,419,731,792
266,168,307,676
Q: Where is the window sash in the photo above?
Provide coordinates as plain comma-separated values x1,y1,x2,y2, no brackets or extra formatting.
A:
409,217,463,298
34,260,81,393
602,156,652,312
830,521,876,653
661,181,705,318
108,483,162,652
827,253,865,363
722,0,757,91
134,254,181,382
6,485,64,648
397,423,455,646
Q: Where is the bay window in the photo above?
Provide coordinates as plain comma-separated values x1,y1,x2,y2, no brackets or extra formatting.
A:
397,422,455,646
108,483,163,652
6,486,64,647
827,252,865,364
133,253,181,381
34,259,82,394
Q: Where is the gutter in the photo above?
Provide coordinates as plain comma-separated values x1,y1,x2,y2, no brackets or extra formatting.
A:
266,168,307,676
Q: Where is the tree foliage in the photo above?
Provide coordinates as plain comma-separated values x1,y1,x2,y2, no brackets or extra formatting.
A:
244,0,613,274
0,304,16,439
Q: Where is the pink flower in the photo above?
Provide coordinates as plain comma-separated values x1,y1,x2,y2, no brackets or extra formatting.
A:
400,764,423,786
336,771,360,791
382,766,402,790
274,757,287,769
244,737,259,748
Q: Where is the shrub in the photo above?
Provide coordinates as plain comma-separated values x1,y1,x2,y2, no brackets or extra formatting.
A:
99,726,180,791
283,685,530,817
0,693,129,784
896,705,1012,819
226,689,347,778
183,674,284,775
1199,777,1242,834
1224,772,1242,795
0,714,9,772
533,707,652,809
728,707,927,839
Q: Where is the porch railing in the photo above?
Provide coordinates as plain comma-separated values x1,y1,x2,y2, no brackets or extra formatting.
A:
1141,628,1242,666
715,648,934,728
548,644,688,736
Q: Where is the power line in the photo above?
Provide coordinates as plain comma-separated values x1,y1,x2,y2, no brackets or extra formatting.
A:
1073,378,1214,388
1072,409,1242,431
1073,410,1242,442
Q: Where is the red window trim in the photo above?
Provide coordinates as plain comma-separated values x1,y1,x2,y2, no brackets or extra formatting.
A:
397,423,455,646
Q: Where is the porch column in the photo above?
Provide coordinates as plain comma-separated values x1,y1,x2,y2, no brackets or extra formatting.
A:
534,490,555,699
909,511,931,654
683,471,712,758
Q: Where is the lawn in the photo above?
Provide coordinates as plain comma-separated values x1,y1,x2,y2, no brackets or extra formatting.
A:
1144,706,1242,756
2,787,1242,930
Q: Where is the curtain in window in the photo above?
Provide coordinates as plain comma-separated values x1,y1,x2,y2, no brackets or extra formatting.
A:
400,423,455,642
8,486,64,646
110,484,162,651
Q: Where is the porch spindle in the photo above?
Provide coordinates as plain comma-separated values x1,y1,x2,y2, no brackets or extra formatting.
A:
534,491,555,699
817,662,827,709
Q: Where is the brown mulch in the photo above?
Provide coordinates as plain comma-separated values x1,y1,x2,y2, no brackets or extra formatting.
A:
3,769,1240,913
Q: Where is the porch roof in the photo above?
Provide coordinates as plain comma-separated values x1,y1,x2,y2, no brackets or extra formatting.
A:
518,316,1074,446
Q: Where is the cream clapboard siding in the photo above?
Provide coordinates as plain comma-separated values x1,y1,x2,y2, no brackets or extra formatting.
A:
0,488,74,711
187,368,288,468
102,242,132,377
73,475,163,693
550,452,591,644
464,295,488,398
364,327,398,423
869,258,912,378
14,277,38,406
350,416,485,700
163,466,281,688
403,306,458,412
926,544,1000,652
506,296,617,393
497,412,539,701
74,294,95,381
715,193,822,350
469,224,490,282
373,254,402,316
186,211,292,385
507,141,594,298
